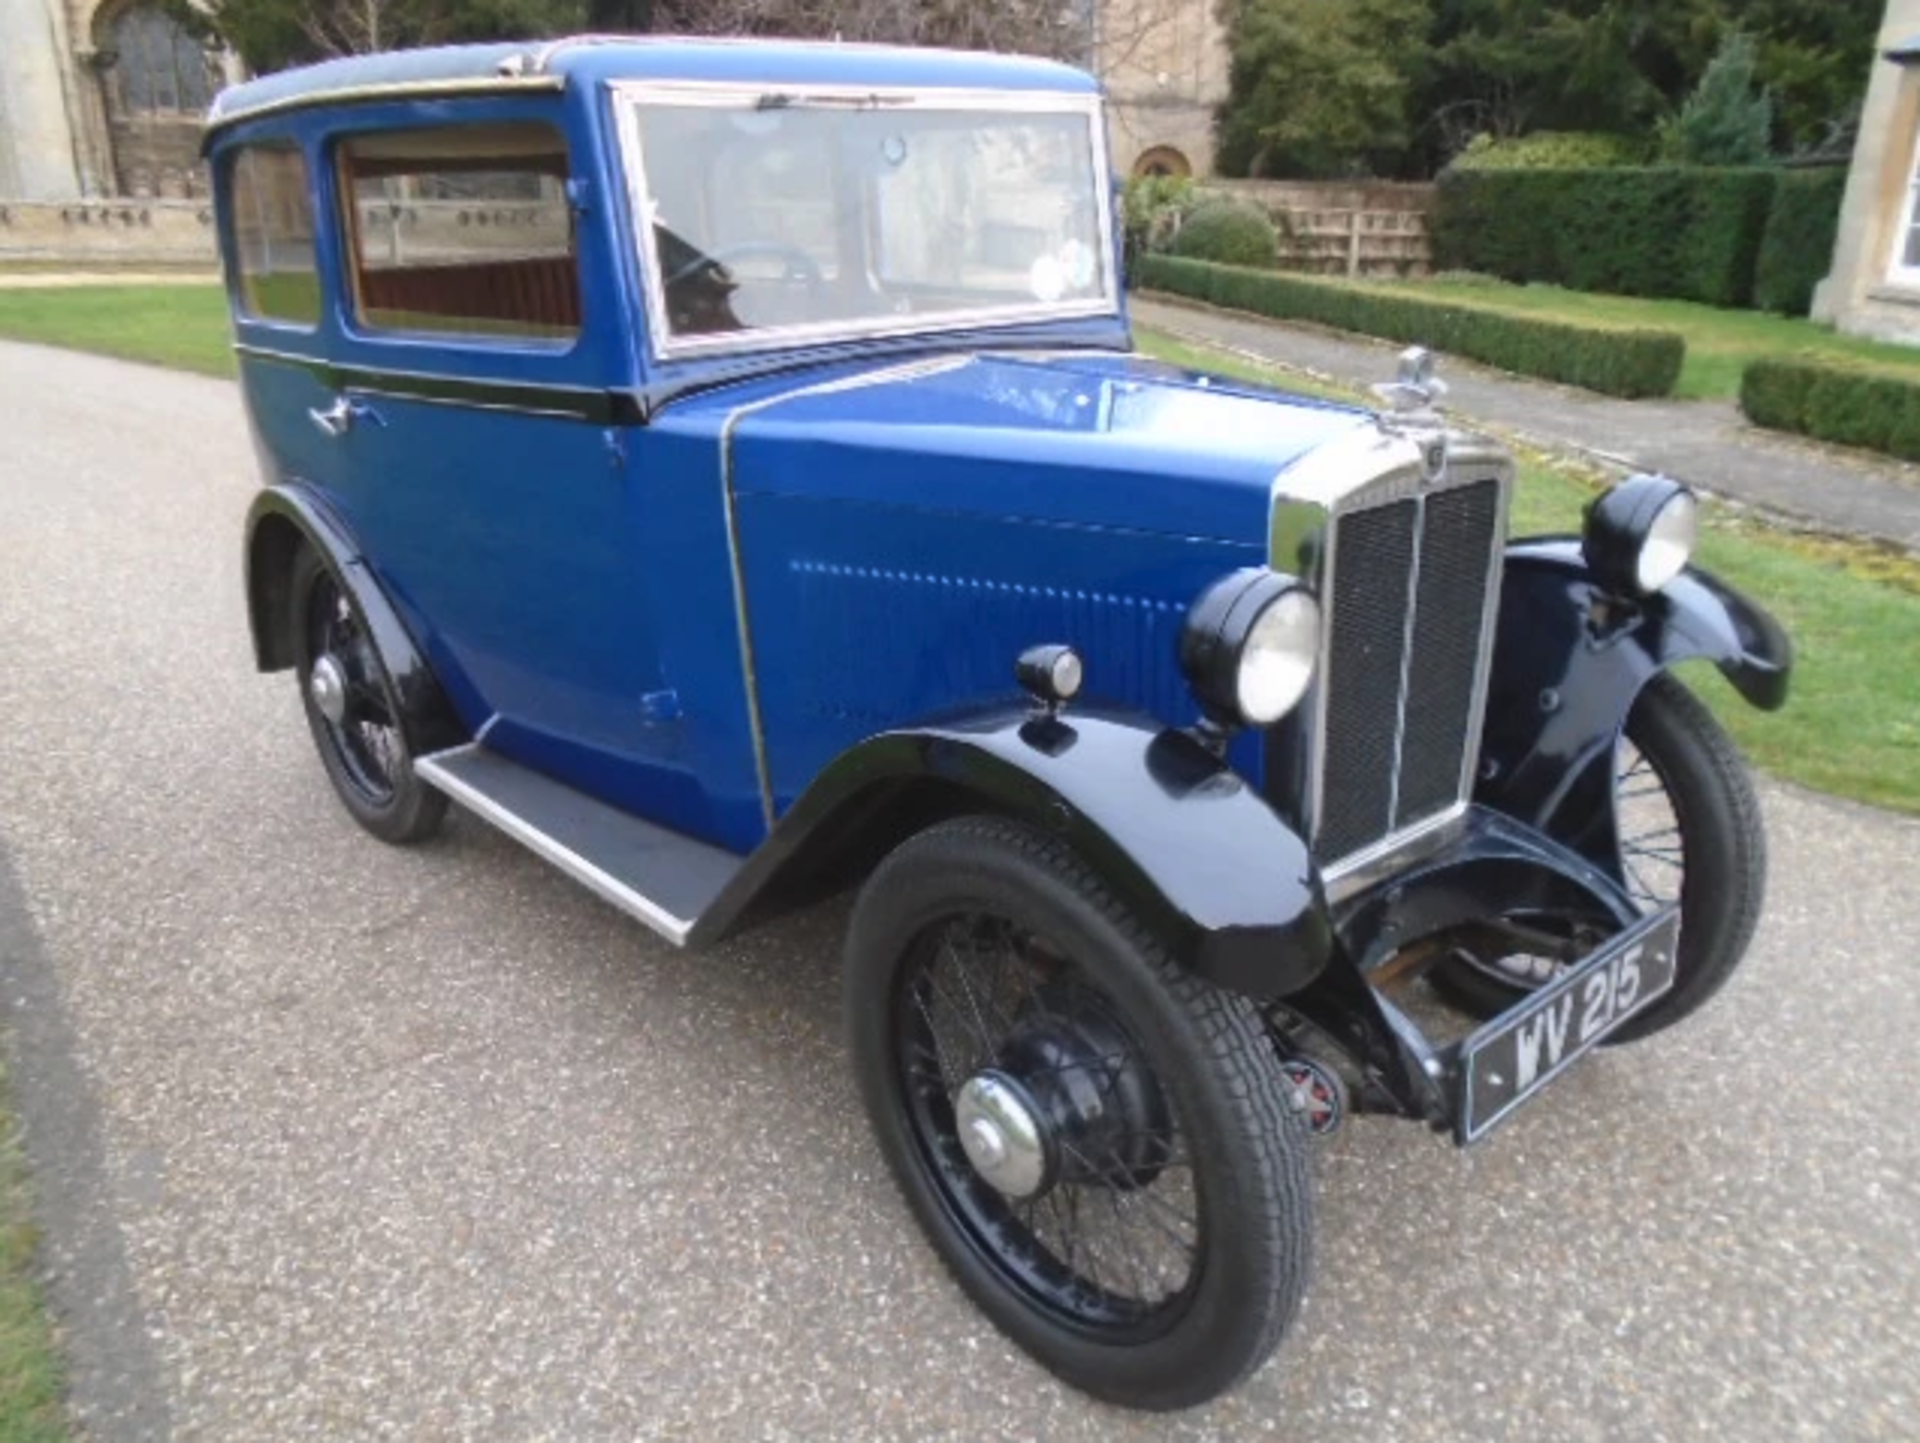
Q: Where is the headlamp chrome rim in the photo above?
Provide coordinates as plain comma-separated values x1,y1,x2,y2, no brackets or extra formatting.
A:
1180,568,1322,731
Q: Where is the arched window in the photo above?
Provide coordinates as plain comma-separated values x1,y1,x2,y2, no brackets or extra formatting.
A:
106,3,217,115
1132,146,1194,181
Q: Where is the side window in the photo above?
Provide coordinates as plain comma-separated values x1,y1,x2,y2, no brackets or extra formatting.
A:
228,142,320,325
338,122,579,342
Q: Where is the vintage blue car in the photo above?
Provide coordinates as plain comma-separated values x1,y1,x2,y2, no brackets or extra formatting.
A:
207,36,1791,1409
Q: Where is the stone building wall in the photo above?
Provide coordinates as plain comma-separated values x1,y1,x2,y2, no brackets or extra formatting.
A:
1816,0,1920,342
0,196,216,261
0,0,222,203
0,0,84,198
1096,0,1231,179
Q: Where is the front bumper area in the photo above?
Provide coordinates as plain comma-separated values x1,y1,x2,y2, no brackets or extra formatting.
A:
1278,805,1667,1142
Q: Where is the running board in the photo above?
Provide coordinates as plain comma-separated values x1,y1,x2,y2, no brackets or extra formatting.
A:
415,744,745,947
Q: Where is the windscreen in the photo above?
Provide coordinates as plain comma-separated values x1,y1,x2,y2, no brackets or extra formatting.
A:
625,92,1114,352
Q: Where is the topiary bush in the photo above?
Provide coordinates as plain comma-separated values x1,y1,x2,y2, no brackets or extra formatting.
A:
1753,168,1848,316
1450,131,1653,170
1433,167,1781,308
1169,199,1279,268
1134,255,1685,399
1742,355,1920,460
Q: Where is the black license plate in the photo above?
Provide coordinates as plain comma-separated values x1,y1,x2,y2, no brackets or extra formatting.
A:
1457,906,1681,1143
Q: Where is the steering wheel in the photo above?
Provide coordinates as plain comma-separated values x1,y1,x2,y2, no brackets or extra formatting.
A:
666,240,824,289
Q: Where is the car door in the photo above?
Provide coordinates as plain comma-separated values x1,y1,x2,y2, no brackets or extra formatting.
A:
309,107,701,836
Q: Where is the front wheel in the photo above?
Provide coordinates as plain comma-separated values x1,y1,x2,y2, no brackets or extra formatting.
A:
845,817,1313,1410
1436,671,1766,1040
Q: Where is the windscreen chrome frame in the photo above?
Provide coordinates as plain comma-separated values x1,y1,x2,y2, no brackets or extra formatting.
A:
609,80,1120,362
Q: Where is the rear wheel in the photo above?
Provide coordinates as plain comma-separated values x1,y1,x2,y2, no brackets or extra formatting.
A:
1434,672,1765,1039
291,547,447,845
845,817,1312,1410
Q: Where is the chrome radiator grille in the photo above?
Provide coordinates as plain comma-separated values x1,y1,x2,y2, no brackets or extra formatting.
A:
1311,477,1506,866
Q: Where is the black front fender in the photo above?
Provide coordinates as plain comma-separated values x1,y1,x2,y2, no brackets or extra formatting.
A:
695,705,1334,1001
1478,537,1791,841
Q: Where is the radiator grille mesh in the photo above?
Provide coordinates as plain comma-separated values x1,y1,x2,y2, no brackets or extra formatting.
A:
1308,477,1502,865
1316,501,1417,861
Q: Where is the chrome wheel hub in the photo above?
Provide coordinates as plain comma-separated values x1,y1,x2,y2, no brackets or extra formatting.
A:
309,654,349,726
955,1072,1048,1199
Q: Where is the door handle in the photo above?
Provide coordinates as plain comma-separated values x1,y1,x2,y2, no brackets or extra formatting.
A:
308,396,382,438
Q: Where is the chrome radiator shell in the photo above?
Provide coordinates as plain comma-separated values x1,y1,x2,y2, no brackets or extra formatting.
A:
1266,424,1513,893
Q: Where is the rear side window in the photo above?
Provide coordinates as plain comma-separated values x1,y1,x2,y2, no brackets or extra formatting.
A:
339,122,580,342
228,142,320,325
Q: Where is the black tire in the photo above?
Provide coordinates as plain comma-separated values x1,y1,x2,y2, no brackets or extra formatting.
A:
845,816,1312,1410
1434,672,1765,1041
290,546,447,845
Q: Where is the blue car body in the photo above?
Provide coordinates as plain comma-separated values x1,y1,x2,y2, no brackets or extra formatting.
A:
211,36,1789,1131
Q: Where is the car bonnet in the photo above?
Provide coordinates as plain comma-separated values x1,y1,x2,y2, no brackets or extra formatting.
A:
719,350,1376,545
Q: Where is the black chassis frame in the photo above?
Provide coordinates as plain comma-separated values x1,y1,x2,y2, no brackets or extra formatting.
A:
247,490,1791,1139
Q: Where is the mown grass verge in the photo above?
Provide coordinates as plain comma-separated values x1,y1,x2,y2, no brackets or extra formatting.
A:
0,285,234,378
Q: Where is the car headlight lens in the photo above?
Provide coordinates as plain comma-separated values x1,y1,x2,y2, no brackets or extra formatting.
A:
1182,569,1322,730
1583,475,1698,596
1236,588,1321,723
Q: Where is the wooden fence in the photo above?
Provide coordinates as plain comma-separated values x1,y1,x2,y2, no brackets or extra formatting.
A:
1207,179,1436,279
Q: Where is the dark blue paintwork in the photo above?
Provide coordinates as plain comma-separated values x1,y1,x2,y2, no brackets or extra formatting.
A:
209,44,1369,855
722,353,1366,826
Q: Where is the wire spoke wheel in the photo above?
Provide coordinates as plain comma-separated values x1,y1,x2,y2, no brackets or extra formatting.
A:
1614,739,1684,911
847,817,1310,1409
897,912,1200,1329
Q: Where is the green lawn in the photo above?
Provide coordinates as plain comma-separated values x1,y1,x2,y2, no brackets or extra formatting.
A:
0,283,1914,814
0,285,235,378
1351,275,1920,401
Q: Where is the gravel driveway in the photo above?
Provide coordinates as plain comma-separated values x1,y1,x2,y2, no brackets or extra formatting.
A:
1,340,1916,1441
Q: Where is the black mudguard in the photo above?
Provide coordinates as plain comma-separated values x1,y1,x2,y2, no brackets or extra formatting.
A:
1476,537,1791,864
695,704,1335,1001
243,484,466,755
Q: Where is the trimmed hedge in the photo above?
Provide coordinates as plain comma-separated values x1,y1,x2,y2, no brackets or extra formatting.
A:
1754,168,1848,316
1134,255,1686,399
1742,355,1920,461
1433,167,1780,308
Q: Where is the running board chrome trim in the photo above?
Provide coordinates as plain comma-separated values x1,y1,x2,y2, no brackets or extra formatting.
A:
415,744,745,947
